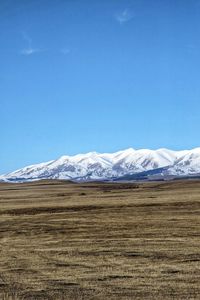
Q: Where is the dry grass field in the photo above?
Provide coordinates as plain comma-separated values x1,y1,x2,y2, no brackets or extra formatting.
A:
0,179,199,299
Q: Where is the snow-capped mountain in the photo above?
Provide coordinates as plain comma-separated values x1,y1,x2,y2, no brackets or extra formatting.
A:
1,148,200,182
166,148,200,176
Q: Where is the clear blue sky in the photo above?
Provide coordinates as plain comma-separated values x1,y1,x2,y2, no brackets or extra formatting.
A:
1,0,200,173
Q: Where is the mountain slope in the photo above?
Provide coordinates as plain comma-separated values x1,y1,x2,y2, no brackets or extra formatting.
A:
1,148,200,182
166,148,200,176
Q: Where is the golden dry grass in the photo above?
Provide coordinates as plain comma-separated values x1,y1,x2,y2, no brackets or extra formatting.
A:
0,179,200,299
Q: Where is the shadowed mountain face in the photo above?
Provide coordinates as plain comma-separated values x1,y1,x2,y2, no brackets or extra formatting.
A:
1,148,200,182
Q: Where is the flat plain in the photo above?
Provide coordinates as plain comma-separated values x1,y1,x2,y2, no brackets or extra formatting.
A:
0,179,199,299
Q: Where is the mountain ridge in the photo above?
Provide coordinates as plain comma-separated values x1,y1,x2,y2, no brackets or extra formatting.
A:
1,148,200,182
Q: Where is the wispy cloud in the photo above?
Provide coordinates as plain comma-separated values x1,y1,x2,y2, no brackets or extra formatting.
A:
20,32,71,56
20,32,43,56
115,9,133,24
20,48,41,56
60,48,70,55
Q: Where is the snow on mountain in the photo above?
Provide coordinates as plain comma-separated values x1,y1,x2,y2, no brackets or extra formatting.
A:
167,148,200,176
1,148,200,182
112,148,177,175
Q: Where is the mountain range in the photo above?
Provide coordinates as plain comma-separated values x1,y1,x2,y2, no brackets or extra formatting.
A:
1,148,200,182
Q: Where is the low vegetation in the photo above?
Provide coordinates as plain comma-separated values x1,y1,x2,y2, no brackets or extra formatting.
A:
0,180,199,299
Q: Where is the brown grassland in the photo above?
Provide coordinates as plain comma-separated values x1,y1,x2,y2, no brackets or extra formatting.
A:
0,179,199,299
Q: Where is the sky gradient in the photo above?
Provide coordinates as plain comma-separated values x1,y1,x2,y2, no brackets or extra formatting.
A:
1,0,200,173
